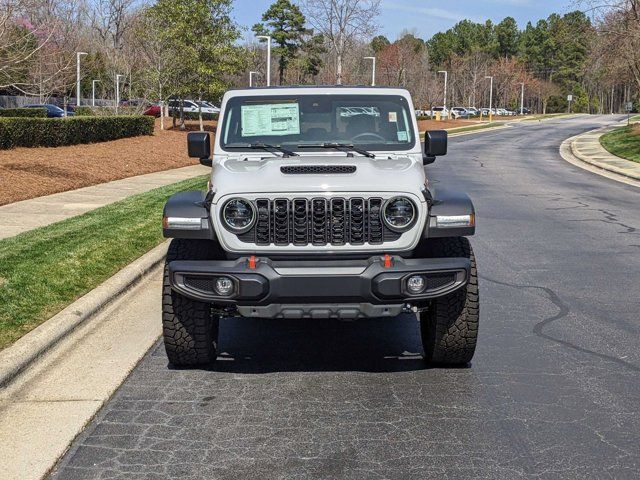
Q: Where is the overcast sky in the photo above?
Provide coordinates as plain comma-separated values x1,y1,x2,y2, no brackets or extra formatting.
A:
232,0,575,42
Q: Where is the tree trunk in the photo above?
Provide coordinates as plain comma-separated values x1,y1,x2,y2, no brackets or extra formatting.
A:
198,94,203,132
336,52,342,85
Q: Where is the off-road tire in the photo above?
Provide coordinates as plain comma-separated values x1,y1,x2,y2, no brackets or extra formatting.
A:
419,237,479,366
162,239,220,367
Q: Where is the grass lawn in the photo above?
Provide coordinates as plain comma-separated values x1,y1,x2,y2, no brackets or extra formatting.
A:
521,113,573,121
0,175,208,350
600,125,640,163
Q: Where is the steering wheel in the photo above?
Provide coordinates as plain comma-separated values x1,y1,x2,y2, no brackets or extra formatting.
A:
351,132,385,142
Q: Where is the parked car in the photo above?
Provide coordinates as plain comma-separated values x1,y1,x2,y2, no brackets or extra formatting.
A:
430,106,450,119
451,107,471,119
466,107,479,117
24,104,74,117
198,101,220,114
168,99,220,117
161,85,479,367
144,103,162,117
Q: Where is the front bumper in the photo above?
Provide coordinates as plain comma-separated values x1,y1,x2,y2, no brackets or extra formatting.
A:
168,255,469,318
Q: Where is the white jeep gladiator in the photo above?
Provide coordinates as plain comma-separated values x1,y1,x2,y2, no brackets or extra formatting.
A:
162,86,478,366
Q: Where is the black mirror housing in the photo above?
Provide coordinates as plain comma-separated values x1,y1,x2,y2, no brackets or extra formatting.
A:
187,131,211,161
424,130,447,164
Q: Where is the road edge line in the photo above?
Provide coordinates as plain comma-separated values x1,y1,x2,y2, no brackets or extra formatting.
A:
0,241,169,389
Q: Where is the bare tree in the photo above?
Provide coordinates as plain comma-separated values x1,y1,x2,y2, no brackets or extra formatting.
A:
301,0,380,84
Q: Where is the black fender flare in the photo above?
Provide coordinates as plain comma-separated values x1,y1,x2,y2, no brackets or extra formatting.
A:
162,190,216,240
423,187,476,238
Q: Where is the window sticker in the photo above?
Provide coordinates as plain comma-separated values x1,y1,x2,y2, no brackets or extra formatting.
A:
388,111,398,122
397,131,408,141
241,103,300,137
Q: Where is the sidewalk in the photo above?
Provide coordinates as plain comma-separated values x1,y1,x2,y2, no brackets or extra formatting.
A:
569,125,640,182
0,164,209,240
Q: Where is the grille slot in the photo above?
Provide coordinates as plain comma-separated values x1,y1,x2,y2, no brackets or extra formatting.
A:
281,165,356,174
311,198,328,245
293,199,309,245
237,197,409,246
424,273,457,290
183,276,215,292
255,199,270,245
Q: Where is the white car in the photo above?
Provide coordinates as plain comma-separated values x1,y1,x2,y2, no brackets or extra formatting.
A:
168,100,219,115
451,107,470,119
160,85,479,367
430,106,450,119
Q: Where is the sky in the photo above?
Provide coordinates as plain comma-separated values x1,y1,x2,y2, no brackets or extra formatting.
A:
232,0,575,42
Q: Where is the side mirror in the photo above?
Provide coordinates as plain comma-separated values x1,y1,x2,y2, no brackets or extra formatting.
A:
423,130,447,165
187,131,212,166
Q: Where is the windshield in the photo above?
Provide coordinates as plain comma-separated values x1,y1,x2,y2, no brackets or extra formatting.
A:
220,94,415,153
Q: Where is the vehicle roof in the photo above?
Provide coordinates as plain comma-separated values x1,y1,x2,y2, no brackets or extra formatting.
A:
225,85,411,98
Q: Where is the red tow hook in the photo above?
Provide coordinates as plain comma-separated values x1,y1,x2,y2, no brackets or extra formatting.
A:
248,255,257,269
383,254,392,268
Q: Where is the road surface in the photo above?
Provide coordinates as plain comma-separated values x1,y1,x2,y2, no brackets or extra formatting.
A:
50,115,639,479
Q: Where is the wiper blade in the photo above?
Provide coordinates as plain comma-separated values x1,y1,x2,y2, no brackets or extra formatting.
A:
297,142,375,158
225,142,298,157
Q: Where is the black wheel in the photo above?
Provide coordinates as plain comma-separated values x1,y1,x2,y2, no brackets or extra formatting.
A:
419,237,479,366
162,239,222,367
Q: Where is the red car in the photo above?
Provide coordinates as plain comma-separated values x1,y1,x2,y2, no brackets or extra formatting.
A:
120,100,162,117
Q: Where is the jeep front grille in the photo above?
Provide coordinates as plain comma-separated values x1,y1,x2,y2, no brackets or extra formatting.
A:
237,197,402,246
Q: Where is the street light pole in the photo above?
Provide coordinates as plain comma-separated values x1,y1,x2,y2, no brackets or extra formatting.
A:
364,56,376,86
520,82,525,115
76,52,87,106
249,71,259,87
92,80,99,107
485,76,494,122
115,74,124,114
256,35,271,86
438,70,448,112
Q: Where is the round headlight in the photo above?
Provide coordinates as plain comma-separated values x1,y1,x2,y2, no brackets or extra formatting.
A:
221,198,255,233
383,197,416,231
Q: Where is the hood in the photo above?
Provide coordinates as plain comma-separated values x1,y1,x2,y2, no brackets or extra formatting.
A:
210,154,426,200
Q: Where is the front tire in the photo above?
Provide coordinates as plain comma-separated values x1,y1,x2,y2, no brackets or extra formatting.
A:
162,239,221,367
419,237,479,366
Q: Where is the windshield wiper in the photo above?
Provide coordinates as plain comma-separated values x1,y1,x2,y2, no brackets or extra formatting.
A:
225,142,298,157
297,142,375,158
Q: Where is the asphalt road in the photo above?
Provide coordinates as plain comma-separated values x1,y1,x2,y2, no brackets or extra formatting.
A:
50,115,640,480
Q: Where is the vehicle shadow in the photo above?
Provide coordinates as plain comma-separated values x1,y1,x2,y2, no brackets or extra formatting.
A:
205,314,432,374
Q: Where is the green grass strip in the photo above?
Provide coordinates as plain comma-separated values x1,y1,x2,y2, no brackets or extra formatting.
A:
0,175,208,350
600,125,640,164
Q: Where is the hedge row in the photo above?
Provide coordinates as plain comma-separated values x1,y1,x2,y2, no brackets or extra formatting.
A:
0,115,155,149
171,110,219,121
0,108,47,118
75,106,139,116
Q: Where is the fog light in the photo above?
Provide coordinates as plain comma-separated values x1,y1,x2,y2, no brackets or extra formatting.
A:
214,277,234,296
407,275,426,294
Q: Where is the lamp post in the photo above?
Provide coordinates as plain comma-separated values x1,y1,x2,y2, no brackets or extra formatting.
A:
364,56,376,86
249,71,259,87
437,70,448,112
520,82,525,115
256,35,271,86
92,80,99,107
76,52,87,106
485,75,494,122
115,74,124,114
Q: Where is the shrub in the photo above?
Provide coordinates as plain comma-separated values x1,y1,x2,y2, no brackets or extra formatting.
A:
0,115,155,149
0,108,47,118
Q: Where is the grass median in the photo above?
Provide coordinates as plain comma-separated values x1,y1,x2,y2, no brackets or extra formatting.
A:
0,175,208,351
600,124,640,163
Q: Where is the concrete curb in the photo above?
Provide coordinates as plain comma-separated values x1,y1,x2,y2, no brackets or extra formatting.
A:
559,131,640,188
0,241,169,389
